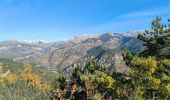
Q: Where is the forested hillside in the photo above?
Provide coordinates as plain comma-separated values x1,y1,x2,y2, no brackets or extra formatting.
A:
0,17,169,100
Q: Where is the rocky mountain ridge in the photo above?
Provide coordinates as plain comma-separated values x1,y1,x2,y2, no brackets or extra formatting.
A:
0,32,143,73
49,32,143,73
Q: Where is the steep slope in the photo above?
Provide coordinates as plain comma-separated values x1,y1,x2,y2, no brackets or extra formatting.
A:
49,33,123,68
63,49,129,75
49,38,103,69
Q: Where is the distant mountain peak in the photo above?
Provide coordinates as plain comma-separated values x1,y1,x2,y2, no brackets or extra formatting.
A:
1,40,49,44
20,40,48,44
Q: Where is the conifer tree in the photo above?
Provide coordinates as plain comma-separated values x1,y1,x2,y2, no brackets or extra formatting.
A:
137,16,170,59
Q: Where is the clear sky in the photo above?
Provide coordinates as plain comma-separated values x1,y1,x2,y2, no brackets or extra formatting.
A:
0,0,170,41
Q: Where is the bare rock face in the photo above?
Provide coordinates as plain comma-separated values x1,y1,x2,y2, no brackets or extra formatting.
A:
63,50,129,75
96,50,128,73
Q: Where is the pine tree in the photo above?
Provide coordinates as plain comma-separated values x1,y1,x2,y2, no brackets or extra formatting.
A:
137,16,170,59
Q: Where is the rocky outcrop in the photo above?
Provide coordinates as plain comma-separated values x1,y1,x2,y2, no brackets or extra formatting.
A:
63,50,129,75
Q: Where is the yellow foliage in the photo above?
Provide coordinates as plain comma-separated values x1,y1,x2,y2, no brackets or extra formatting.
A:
94,92,102,100
94,71,116,89
165,84,170,94
160,83,170,95
0,78,4,85
24,73,41,87
131,56,158,79
149,77,161,89
105,75,116,88
132,56,157,73
161,59,170,67
22,64,41,88
6,73,17,84
23,64,32,74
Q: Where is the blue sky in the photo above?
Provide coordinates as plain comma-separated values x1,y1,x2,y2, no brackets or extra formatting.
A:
0,0,170,41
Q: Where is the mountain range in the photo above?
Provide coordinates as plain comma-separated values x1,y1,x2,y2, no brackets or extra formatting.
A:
0,31,144,73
